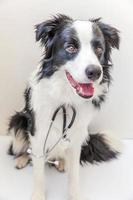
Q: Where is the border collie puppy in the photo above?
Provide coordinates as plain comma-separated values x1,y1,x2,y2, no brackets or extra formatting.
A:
8,14,120,200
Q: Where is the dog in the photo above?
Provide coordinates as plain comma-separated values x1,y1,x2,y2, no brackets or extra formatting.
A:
8,14,120,200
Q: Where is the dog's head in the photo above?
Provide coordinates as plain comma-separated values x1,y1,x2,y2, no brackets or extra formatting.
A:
35,14,120,99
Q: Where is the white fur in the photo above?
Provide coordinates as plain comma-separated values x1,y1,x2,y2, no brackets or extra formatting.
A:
100,130,123,153
30,69,99,200
30,21,107,200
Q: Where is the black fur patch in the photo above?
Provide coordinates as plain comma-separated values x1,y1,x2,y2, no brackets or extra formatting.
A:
37,58,57,79
23,87,35,135
8,143,14,155
101,65,112,85
98,21,120,86
92,94,106,109
8,110,35,136
80,134,119,164
9,112,29,134
92,20,120,90
98,22,120,50
35,14,81,80
24,87,32,111
8,86,35,136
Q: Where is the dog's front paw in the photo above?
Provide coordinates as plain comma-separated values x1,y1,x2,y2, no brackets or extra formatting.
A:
32,192,45,200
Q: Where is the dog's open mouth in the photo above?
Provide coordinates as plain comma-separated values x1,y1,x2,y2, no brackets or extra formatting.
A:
65,71,94,98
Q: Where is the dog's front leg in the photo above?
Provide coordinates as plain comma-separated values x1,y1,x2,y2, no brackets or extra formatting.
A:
30,104,54,200
31,157,46,200
66,146,82,200
30,135,46,200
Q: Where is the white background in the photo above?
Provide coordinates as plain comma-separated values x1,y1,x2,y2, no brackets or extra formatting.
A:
0,0,133,138
0,136,133,200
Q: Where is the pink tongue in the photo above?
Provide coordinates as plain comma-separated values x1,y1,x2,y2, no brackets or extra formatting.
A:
76,83,94,97
65,71,94,97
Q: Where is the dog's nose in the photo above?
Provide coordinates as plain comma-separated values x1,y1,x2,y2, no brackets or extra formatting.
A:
85,65,102,81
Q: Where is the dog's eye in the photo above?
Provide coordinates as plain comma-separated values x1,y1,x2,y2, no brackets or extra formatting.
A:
65,45,77,54
95,47,103,57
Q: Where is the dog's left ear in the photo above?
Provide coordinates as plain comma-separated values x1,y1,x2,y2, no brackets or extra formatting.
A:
96,21,120,65
98,22,120,49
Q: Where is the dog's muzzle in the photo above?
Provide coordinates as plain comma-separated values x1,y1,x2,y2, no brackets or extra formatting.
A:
65,71,94,98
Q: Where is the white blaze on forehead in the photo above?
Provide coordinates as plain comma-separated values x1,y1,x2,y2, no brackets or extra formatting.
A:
71,20,101,67
73,20,93,45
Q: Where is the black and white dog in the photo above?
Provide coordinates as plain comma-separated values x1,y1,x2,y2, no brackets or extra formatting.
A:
8,15,120,200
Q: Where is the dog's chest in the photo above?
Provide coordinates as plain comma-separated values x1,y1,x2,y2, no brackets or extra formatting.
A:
42,103,96,160
30,71,97,158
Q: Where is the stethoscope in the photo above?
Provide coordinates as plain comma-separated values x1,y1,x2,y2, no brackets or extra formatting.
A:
27,104,76,166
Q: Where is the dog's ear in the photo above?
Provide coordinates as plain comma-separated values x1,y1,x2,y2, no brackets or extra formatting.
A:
97,21,120,65
35,14,72,44
98,22,120,49
35,21,53,42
